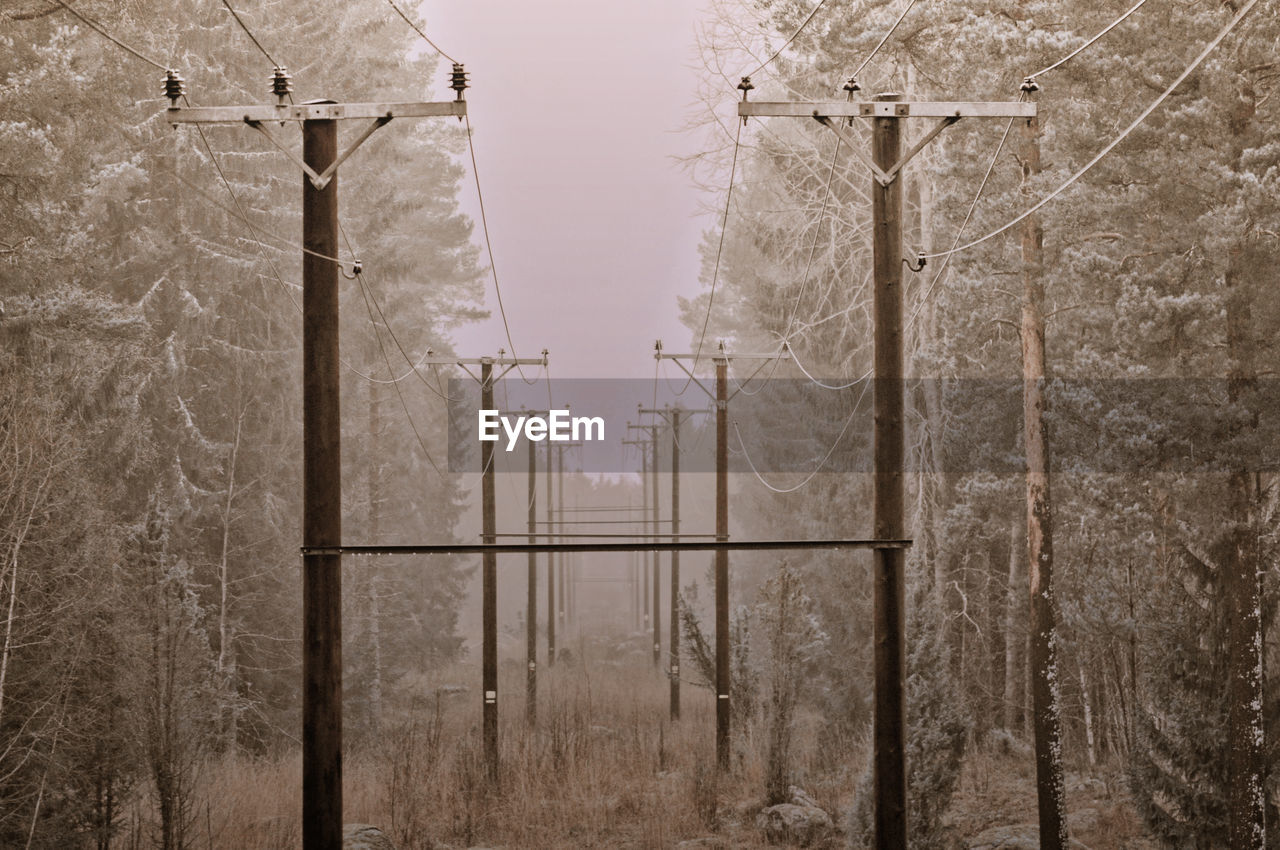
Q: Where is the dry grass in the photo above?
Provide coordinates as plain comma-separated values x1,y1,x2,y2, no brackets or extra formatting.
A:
181,630,862,849
164,631,1155,849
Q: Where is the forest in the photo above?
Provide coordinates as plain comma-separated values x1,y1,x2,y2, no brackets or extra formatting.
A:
2,0,1279,847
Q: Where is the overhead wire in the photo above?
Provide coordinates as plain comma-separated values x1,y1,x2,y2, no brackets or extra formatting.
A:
732,367,872,493
50,0,167,69
463,114,542,386
684,119,744,391
1025,0,1151,81
384,0,459,64
355,272,446,476
220,0,284,70
852,0,921,78
916,0,1261,262
905,110,1019,328
743,0,831,79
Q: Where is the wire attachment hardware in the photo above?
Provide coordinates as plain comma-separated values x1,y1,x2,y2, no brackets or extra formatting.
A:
450,63,469,101
904,252,927,272
164,69,186,106
1021,77,1041,93
271,67,293,105
737,76,754,125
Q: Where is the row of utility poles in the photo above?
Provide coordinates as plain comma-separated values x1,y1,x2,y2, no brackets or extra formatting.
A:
162,63,1030,850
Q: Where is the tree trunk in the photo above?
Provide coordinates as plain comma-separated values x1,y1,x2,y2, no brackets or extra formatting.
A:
1003,517,1023,732
1020,101,1068,848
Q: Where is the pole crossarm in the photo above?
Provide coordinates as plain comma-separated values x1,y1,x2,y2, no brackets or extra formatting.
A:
302,538,911,556
167,99,467,124
419,352,549,384
738,101,1036,119
655,350,789,405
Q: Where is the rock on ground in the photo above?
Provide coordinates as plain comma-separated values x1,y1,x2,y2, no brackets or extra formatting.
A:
343,824,396,850
966,824,1091,849
756,802,834,847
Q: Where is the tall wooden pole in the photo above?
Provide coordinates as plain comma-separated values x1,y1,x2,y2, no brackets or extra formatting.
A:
557,447,566,639
669,409,681,721
480,361,498,784
715,358,730,770
546,443,555,667
1019,90,1067,849
642,445,651,634
526,440,537,726
871,91,907,848
652,428,661,670
302,117,342,850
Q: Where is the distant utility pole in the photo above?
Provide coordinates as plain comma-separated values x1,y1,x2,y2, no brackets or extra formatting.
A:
737,80,1035,848
550,441,584,634
628,418,664,669
655,340,788,769
640,404,711,721
166,66,471,850
545,440,556,666
622,432,653,635
419,351,548,785
516,409,550,728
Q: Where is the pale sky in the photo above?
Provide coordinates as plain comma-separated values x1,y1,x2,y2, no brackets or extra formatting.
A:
424,0,723,378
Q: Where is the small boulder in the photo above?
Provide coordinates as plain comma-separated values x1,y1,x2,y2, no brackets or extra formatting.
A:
967,824,1092,849
788,785,820,809
343,824,396,850
756,803,833,846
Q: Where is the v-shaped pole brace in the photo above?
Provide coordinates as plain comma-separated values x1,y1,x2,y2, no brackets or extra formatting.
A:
814,113,959,186
245,114,393,190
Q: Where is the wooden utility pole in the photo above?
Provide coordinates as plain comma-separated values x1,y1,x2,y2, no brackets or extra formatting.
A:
1018,83,1067,849
639,404,709,720
623,430,653,636
655,341,786,769
546,441,556,666
167,72,470,850
870,92,908,846
628,420,664,669
511,408,549,725
738,84,1033,846
479,361,498,782
418,351,547,785
526,427,538,726
301,114,343,850
670,408,681,720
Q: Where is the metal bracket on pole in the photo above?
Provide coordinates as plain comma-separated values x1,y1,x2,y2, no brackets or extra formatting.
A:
246,114,393,190
814,114,960,186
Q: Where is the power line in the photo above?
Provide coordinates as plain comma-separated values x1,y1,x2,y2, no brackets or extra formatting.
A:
732,369,870,493
50,0,167,69
906,111,1018,327
464,114,541,386
355,271,446,476
852,0,922,78
220,0,283,69
1025,0,1151,82
384,0,459,64
918,0,1261,262
744,0,831,79
685,120,744,387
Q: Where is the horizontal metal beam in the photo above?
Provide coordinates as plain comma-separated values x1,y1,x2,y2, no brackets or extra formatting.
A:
739,101,1036,119
493,532,717,538
301,538,911,556
167,100,466,124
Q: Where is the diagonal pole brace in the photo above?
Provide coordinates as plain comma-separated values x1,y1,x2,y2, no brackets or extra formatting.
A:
815,114,960,186
814,114,892,185
246,115,394,190
311,116,393,190
246,118,323,185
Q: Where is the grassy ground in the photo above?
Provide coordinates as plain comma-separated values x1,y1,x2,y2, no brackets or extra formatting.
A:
164,631,1154,849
